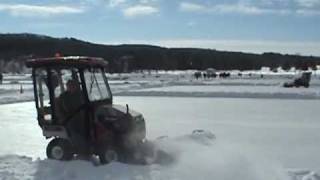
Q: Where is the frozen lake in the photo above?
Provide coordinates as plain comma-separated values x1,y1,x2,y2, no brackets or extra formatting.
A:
0,96,319,170
116,97,320,169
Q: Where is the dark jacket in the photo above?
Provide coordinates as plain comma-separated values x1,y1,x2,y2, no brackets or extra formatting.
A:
60,90,85,134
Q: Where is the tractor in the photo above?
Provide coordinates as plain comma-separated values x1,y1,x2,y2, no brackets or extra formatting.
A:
26,56,152,164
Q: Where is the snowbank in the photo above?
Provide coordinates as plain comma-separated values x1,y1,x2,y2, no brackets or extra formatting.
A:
0,96,320,180
0,132,309,180
0,144,317,180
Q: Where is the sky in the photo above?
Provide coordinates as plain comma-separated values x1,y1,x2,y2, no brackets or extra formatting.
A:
0,0,320,56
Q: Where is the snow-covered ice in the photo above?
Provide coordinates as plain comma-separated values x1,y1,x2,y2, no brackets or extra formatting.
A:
121,85,320,99
0,70,320,180
0,98,320,180
1,70,320,104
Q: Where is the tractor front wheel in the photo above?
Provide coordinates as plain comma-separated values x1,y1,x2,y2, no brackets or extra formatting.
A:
99,147,118,164
46,138,73,161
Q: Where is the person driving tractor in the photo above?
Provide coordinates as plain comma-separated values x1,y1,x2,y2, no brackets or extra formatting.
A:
60,79,83,115
59,79,87,154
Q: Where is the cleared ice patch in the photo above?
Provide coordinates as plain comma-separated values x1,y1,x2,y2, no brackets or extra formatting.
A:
118,85,320,99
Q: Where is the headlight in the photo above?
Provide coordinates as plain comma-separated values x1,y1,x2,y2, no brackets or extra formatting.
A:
134,115,144,122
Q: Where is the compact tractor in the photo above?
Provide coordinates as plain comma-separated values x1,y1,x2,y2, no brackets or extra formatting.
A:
26,56,154,164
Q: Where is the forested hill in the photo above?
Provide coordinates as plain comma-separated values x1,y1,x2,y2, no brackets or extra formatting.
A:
0,33,319,73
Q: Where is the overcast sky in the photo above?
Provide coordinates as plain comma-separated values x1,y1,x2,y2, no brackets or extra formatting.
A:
0,0,319,56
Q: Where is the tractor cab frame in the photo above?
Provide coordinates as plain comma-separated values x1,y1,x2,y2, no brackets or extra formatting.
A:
27,56,111,138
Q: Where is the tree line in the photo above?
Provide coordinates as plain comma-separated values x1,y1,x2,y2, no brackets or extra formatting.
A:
0,33,319,73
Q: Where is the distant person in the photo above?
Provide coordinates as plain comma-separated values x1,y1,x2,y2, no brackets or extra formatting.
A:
203,73,207,79
194,71,202,79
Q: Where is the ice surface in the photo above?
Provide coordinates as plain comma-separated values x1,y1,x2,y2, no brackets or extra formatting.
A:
2,71,320,105
121,85,320,99
0,97,320,180
1,71,320,180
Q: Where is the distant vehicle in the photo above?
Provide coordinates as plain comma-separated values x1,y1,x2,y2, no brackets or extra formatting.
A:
26,56,161,165
283,72,312,88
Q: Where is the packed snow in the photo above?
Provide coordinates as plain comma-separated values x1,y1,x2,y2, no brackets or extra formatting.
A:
0,70,320,180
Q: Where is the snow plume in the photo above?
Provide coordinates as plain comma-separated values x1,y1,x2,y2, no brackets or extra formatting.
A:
0,132,294,180
154,133,290,180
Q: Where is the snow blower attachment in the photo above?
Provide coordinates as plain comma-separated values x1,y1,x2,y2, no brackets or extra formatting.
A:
26,56,159,165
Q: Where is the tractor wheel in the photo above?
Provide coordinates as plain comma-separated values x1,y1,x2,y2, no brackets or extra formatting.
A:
99,148,118,165
46,138,73,161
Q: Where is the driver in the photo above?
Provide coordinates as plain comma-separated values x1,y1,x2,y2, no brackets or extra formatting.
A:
60,79,84,117
59,79,87,152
